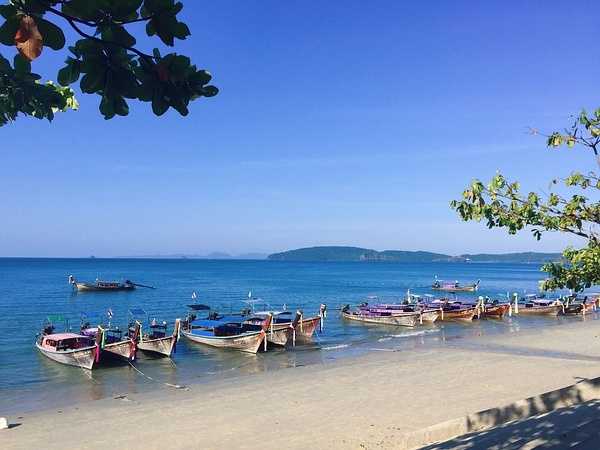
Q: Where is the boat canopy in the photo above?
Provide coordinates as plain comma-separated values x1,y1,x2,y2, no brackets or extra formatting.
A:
45,332,86,341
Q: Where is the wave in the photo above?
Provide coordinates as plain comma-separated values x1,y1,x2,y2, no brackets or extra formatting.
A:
321,344,350,351
386,329,440,339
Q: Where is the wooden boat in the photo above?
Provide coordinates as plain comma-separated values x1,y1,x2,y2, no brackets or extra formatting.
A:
370,303,440,323
514,296,563,316
35,317,102,370
81,322,140,361
244,311,301,346
181,313,272,353
70,275,136,292
481,303,511,319
128,309,181,357
438,306,479,321
36,333,100,370
432,279,480,292
242,300,325,345
341,305,420,327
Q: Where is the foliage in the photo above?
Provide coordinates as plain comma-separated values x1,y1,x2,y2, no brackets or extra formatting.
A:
0,0,217,125
451,110,600,292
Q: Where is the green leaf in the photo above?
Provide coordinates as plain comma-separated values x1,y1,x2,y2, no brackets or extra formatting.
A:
13,54,31,76
37,18,66,50
0,4,17,19
57,58,81,86
0,17,19,46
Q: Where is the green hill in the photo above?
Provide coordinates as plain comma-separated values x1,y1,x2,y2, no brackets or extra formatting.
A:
267,246,562,263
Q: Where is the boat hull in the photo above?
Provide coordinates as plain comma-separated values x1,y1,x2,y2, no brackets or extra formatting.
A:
103,341,135,360
295,316,321,341
181,329,266,354
342,311,419,327
264,323,292,346
420,310,440,323
35,342,97,370
432,286,478,292
516,305,562,316
74,282,135,292
138,336,176,357
483,304,511,319
440,308,478,322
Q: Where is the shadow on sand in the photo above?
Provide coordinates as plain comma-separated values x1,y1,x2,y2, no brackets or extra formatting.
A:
419,378,600,449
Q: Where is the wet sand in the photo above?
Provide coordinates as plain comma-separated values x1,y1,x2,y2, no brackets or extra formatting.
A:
2,319,600,449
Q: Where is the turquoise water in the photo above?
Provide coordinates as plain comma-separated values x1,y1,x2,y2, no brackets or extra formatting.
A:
0,258,592,414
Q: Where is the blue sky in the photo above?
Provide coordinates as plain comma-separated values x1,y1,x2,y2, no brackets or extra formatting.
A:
1,1,598,257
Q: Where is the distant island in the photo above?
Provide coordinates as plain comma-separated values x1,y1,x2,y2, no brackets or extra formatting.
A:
267,246,562,263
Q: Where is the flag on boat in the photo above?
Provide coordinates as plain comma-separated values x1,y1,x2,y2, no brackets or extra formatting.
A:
192,291,197,300
107,308,113,319
248,290,252,299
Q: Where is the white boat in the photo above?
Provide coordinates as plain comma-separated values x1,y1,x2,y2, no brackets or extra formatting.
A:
36,332,99,370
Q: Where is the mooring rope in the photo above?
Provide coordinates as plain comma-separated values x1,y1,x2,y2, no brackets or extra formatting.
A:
128,361,188,390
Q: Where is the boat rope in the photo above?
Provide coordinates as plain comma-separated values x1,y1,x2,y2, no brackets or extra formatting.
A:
127,361,189,390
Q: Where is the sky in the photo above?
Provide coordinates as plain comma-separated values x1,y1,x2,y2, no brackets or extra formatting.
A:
1,1,599,257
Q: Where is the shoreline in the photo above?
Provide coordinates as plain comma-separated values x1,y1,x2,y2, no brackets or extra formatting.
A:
3,319,600,449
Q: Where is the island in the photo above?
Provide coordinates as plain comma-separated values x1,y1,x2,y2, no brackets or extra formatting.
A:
267,246,562,263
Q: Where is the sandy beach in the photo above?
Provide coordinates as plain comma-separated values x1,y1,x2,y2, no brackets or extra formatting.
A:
2,318,600,450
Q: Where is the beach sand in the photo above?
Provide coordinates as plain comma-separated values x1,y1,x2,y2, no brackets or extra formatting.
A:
2,319,600,449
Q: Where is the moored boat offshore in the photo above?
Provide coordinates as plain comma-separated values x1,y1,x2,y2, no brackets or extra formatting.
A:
432,278,480,292
69,275,136,292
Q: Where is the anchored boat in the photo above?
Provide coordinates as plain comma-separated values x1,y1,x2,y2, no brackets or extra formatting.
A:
432,278,480,292
514,295,563,316
181,312,272,353
69,275,155,292
341,304,421,327
128,308,181,357
35,316,102,370
80,312,140,361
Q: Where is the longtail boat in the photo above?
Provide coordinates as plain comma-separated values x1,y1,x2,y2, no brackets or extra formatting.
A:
560,296,600,315
370,303,440,323
181,313,272,353
128,309,180,357
426,299,480,322
432,279,480,292
481,303,511,319
341,305,420,327
244,311,301,346
514,295,563,316
35,316,102,370
243,299,326,345
80,313,140,361
69,275,155,292
70,275,135,292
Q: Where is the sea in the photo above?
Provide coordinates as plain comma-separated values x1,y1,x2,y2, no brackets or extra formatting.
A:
0,258,594,415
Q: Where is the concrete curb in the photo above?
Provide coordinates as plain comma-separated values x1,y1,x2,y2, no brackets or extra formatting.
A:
399,376,600,449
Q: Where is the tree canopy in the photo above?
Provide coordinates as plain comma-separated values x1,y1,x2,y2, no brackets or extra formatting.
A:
0,0,218,126
451,110,600,292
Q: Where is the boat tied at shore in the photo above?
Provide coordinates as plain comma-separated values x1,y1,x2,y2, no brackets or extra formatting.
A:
80,312,140,361
181,311,273,353
128,309,181,357
35,315,103,370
